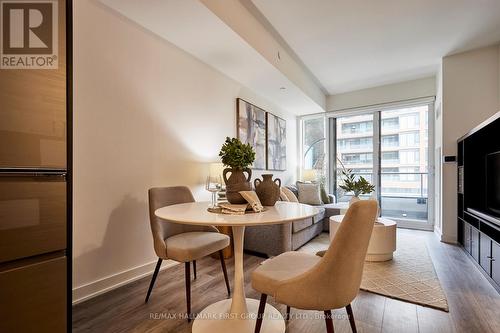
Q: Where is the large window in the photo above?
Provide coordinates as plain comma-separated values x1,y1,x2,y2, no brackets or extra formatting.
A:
301,102,433,227
336,114,374,198
380,106,429,222
302,117,326,181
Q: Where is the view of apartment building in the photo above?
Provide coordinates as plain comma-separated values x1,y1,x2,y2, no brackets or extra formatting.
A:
335,106,430,221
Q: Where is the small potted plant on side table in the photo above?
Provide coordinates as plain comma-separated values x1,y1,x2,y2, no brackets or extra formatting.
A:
339,167,376,205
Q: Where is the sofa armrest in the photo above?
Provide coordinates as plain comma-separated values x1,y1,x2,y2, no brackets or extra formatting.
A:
328,194,336,204
244,222,292,257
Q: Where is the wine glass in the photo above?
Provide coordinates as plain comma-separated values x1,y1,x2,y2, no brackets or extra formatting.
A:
206,175,222,208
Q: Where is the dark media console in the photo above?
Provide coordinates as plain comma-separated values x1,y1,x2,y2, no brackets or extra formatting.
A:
457,111,500,292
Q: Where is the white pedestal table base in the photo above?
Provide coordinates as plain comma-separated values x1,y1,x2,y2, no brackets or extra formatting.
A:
192,298,285,333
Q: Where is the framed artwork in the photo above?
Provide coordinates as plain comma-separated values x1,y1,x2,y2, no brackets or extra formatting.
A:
267,113,287,171
237,98,267,169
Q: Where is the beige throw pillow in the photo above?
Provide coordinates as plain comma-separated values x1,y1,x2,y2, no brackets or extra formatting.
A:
280,188,290,201
296,183,322,205
281,187,299,203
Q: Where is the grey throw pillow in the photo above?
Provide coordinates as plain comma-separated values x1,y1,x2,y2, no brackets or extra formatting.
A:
320,184,331,204
296,182,322,205
285,185,299,199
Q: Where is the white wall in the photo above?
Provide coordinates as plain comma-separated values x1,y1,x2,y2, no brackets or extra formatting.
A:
434,66,443,237
73,0,297,302
438,44,500,243
326,77,436,111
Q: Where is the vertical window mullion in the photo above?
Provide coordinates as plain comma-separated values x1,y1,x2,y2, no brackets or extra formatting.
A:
373,111,381,204
328,117,337,196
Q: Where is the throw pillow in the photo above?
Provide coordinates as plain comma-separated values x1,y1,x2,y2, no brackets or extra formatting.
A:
280,188,290,201
281,186,299,203
285,185,299,199
296,182,322,205
320,184,331,204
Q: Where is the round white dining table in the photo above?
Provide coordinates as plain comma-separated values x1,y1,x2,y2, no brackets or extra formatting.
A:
155,201,319,333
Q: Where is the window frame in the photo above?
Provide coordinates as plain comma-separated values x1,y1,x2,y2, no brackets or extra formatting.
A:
300,96,435,230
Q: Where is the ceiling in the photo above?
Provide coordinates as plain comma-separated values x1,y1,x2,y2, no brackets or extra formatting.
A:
99,0,325,115
252,0,500,94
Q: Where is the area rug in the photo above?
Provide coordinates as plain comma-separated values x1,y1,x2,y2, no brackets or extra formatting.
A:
298,232,449,312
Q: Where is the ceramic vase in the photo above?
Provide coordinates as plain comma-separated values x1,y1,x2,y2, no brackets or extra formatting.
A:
349,195,360,206
222,167,252,204
254,174,281,206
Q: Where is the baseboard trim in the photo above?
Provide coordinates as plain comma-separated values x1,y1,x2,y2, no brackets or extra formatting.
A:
433,226,443,240
72,259,178,305
439,233,457,244
432,225,457,244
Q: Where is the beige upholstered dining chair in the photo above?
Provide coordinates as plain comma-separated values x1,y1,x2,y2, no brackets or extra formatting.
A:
251,200,378,333
146,186,231,322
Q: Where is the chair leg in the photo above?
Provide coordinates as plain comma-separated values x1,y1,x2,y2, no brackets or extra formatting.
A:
286,305,291,323
219,250,231,297
193,260,197,280
345,304,357,333
185,262,191,322
145,258,162,303
254,294,267,333
324,310,335,333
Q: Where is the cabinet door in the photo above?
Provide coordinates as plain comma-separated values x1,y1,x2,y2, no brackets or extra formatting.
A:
0,0,66,168
0,175,66,263
480,233,492,275
464,223,471,254
471,227,480,261
492,241,500,287
0,256,66,332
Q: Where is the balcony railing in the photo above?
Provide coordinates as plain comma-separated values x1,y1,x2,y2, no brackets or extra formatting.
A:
336,172,428,221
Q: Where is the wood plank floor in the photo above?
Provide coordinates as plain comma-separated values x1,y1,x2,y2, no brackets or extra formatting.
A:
72,229,500,333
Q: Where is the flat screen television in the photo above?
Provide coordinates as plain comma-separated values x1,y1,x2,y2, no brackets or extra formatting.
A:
487,151,500,216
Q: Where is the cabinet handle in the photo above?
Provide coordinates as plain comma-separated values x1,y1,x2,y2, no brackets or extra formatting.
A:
487,256,493,259
0,168,66,178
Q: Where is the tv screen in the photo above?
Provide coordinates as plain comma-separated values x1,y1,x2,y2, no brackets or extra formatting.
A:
487,151,500,216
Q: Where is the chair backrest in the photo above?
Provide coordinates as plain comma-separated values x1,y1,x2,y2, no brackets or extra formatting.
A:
276,200,378,310
148,186,196,259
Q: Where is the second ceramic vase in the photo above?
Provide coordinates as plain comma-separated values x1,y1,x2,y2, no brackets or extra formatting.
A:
254,174,281,206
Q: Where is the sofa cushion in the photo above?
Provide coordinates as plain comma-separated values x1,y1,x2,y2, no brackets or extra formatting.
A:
323,203,342,218
313,207,326,224
285,185,299,199
292,217,313,233
280,188,289,201
292,209,325,233
281,187,299,202
292,221,324,250
296,182,322,205
320,184,331,204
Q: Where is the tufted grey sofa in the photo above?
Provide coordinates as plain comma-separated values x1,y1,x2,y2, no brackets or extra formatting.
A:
244,187,340,257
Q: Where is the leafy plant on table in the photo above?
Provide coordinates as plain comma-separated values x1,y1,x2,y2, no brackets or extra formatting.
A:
338,159,375,197
219,137,255,169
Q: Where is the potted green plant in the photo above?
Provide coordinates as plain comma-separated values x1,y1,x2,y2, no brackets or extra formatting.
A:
219,137,255,204
339,167,376,205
